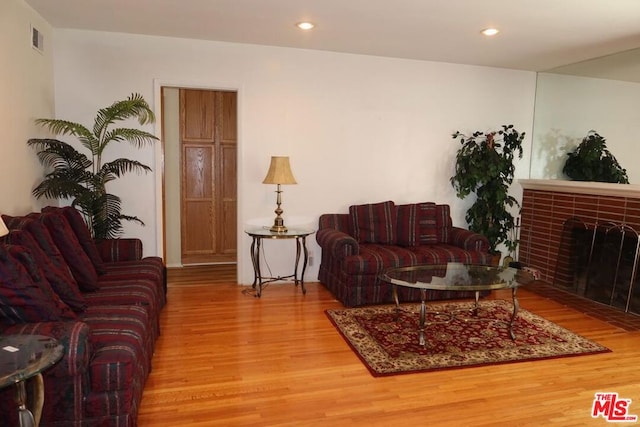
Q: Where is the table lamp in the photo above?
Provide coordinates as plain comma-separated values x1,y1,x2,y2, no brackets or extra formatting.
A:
0,216,8,237
262,156,297,232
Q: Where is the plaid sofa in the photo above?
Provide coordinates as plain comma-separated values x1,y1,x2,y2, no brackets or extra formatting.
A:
0,206,166,427
317,200,492,307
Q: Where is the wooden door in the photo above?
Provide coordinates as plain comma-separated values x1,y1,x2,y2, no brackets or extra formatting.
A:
180,89,237,264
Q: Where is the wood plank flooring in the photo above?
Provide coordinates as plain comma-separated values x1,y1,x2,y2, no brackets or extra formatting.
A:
138,265,640,426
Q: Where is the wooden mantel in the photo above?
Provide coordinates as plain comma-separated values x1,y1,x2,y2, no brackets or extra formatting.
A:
520,179,640,199
518,179,640,285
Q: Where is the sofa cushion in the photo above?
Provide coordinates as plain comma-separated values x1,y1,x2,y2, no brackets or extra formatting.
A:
85,279,161,341
396,204,420,246
343,243,420,275
40,212,100,292
409,244,492,265
44,206,106,274
7,230,87,312
100,259,167,308
0,246,73,324
416,203,452,245
5,244,77,320
81,304,153,387
416,202,439,244
396,203,452,246
349,201,397,244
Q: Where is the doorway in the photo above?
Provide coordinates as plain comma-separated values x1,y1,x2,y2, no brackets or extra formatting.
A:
161,87,238,267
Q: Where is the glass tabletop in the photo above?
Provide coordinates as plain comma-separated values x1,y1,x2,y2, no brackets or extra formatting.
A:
382,262,534,291
0,335,64,388
245,227,315,238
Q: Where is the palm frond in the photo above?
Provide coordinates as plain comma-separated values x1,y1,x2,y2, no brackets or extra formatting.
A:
100,158,152,178
89,193,146,239
93,93,155,139
28,139,92,171
34,120,99,154
34,119,93,138
100,128,159,151
32,173,91,200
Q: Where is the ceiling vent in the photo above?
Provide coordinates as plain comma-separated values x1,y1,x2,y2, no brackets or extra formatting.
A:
31,25,44,53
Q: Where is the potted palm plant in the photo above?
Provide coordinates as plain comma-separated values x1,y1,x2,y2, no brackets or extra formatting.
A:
450,124,525,261
28,93,158,239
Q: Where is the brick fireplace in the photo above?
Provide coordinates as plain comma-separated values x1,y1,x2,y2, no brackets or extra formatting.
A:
519,179,640,314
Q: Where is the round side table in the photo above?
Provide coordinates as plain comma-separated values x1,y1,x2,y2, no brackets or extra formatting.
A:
245,227,315,297
0,335,64,427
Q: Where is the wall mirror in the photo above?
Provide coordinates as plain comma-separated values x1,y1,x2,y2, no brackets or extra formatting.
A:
531,48,640,183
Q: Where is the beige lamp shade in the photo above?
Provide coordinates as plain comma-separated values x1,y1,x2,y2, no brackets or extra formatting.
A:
0,216,8,237
262,156,297,232
262,156,297,185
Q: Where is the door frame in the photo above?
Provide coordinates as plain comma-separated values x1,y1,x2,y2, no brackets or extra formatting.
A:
153,79,243,280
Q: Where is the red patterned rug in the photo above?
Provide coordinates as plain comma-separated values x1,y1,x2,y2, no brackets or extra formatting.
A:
325,300,610,377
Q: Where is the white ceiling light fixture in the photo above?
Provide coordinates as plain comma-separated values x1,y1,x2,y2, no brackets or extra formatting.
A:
481,28,500,36
296,22,315,30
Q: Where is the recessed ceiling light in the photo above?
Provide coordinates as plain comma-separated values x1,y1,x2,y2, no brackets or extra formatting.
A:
481,28,500,36
296,22,315,30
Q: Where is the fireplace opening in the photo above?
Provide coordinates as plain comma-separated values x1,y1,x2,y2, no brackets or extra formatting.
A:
554,218,640,314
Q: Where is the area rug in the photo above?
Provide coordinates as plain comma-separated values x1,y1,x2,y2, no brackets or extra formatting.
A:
325,300,610,377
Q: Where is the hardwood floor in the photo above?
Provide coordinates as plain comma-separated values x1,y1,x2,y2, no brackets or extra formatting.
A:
138,266,640,426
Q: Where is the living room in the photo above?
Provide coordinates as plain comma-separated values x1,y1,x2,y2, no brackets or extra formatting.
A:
3,1,640,425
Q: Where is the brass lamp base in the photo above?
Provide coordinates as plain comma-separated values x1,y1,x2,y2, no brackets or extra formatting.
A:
269,184,288,233
270,216,287,233
270,224,288,233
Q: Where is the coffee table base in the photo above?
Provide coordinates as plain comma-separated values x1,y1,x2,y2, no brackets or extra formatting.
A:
393,286,520,346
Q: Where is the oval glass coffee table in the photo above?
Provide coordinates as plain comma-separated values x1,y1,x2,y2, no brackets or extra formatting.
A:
381,263,534,345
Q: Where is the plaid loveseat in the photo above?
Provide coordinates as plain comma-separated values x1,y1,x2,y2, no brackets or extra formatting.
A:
316,200,492,307
0,206,166,427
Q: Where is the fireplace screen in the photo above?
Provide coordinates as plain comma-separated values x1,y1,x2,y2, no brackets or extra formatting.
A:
554,218,640,314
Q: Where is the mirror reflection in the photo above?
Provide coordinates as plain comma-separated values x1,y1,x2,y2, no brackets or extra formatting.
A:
531,48,640,183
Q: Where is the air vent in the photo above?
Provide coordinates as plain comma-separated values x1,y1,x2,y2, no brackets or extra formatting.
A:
31,25,44,53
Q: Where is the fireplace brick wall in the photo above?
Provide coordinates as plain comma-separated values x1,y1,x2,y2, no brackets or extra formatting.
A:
519,181,640,285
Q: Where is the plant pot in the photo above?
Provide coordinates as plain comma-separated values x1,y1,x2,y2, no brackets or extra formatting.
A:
490,252,501,266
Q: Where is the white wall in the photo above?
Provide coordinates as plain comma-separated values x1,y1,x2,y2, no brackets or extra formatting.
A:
531,73,640,182
0,0,54,215
51,29,537,285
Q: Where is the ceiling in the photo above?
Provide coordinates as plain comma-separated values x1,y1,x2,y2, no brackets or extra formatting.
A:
24,0,640,72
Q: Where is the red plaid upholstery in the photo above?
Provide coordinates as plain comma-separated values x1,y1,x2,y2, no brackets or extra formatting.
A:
39,211,100,291
317,202,491,307
349,200,397,244
0,207,166,426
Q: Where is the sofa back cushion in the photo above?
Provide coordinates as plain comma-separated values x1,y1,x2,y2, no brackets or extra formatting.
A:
396,203,452,246
44,206,105,274
5,244,77,319
7,230,87,313
417,203,452,244
2,214,78,285
396,204,420,246
0,245,75,324
349,201,397,244
39,212,100,292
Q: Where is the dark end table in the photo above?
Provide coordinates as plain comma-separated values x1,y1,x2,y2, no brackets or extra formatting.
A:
245,227,315,297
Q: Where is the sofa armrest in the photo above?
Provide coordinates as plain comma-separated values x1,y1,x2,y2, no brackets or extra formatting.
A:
316,229,359,260
1,321,91,377
450,227,490,253
95,238,143,262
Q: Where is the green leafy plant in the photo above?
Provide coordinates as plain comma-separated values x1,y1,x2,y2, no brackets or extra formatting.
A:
450,124,525,254
562,131,629,183
28,93,159,239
